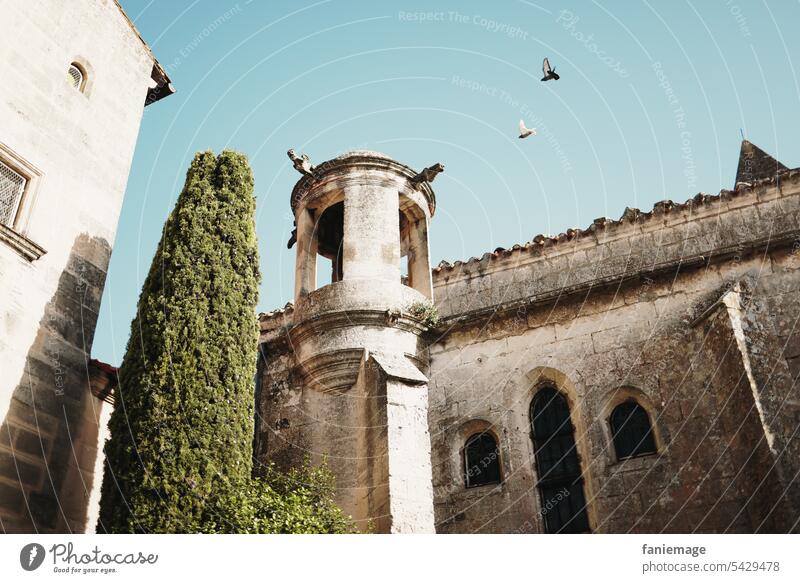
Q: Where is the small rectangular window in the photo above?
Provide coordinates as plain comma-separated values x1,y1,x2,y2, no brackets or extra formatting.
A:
0,159,27,227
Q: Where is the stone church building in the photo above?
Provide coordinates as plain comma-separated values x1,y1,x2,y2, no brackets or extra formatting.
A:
257,142,800,534
1,1,799,537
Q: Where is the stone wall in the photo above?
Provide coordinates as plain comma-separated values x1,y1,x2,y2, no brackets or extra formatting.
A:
426,173,800,533
256,172,800,533
0,0,160,533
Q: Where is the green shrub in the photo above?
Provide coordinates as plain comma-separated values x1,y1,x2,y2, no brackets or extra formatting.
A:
406,299,440,327
203,462,356,534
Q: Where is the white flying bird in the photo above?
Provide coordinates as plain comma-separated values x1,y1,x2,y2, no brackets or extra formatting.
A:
518,119,537,139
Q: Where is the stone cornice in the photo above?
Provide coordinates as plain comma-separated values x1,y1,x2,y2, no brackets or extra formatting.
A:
433,229,800,331
290,150,436,216
290,309,428,345
290,348,365,394
0,224,46,261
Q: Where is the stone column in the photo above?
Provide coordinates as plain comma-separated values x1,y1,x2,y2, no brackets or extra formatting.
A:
358,352,435,533
293,206,317,301
342,183,400,283
407,216,433,299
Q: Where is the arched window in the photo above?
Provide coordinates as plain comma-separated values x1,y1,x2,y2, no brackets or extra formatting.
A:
67,63,85,91
530,386,590,533
464,432,501,488
609,401,657,460
315,201,344,285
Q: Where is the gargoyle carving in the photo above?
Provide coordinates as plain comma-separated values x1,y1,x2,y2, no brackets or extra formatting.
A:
410,163,444,189
287,149,317,179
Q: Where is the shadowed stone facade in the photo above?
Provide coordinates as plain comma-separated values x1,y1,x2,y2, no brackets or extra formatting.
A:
257,144,800,533
0,0,171,533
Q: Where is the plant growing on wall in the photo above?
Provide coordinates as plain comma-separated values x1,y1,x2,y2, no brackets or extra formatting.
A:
97,151,352,533
406,299,440,327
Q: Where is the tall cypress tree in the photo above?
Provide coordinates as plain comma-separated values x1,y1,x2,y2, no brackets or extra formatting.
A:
98,150,260,533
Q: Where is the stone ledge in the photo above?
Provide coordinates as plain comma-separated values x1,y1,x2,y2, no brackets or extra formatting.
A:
0,224,46,261
371,351,428,385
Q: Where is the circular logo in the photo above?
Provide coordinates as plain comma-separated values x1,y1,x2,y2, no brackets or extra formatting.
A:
20,543,46,571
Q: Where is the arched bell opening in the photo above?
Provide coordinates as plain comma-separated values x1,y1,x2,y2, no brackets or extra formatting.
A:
399,195,432,299
316,201,344,286
293,194,345,301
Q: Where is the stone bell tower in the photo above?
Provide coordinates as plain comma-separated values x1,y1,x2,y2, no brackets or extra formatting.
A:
286,150,440,533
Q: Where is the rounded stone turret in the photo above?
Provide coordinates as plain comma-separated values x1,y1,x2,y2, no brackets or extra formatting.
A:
284,149,440,532
289,150,438,393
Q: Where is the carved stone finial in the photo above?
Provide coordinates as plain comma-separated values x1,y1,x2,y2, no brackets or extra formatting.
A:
410,163,445,190
287,148,317,180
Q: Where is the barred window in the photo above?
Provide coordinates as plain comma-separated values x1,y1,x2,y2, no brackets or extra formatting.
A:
464,432,501,488
67,63,85,91
610,401,657,459
0,159,27,227
530,386,591,533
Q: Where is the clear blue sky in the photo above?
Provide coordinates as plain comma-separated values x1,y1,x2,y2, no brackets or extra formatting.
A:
93,0,800,363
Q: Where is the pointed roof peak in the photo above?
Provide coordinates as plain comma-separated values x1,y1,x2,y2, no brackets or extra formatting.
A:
735,139,788,187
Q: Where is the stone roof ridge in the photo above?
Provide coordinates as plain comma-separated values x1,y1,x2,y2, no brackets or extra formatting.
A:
258,302,294,322
433,167,798,275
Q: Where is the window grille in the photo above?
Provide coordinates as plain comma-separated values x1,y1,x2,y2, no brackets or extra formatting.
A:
67,64,84,90
0,159,26,227
530,386,591,533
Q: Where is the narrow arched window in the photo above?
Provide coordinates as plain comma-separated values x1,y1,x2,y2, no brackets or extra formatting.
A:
67,63,85,91
610,401,657,459
530,386,590,533
464,432,501,488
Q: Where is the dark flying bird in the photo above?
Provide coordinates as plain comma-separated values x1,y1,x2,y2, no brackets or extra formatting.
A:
518,119,537,139
541,57,560,81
